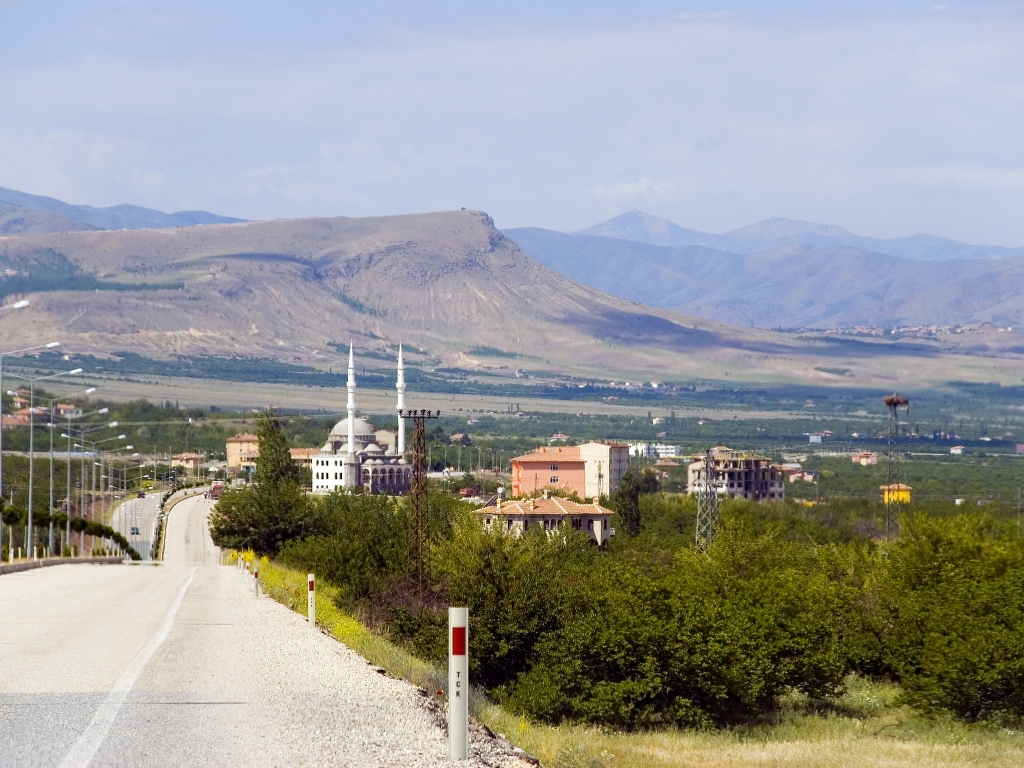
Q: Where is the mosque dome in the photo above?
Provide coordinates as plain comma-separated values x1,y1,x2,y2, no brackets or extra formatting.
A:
329,416,377,443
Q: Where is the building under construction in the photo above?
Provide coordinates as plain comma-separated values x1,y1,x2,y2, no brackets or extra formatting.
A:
686,446,786,501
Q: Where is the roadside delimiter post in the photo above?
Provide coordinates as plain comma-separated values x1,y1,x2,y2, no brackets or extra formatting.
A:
254,565,259,598
449,607,468,761
308,574,316,625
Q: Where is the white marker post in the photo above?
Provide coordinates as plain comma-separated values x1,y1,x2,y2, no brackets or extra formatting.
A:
449,607,468,761
254,566,260,598
307,574,316,624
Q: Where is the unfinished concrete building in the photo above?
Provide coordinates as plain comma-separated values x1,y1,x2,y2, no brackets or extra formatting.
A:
687,446,785,501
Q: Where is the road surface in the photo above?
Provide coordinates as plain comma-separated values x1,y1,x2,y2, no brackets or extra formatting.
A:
109,493,162,560
0,495,525,766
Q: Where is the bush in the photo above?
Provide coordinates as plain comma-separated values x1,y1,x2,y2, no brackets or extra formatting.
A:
278,491,407,603
505,518,850,729
209,480,315,555
431,511,598,693
878,514,1024,721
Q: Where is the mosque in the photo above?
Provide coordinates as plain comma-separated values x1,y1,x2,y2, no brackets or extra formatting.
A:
310,344,412,495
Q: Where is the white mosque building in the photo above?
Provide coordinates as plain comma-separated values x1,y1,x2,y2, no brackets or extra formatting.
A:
310,344,412,495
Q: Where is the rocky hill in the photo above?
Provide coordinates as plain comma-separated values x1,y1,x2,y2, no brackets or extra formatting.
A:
0,210,1019,388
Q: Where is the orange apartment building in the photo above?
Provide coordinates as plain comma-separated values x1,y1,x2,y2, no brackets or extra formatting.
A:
510,442,629,498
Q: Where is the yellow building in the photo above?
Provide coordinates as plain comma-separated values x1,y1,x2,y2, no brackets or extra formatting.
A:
880,483,912,504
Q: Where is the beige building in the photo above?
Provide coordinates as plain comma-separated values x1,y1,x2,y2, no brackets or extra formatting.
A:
171,452,204,472
226,433,259,475
687,446,785,501
479,491,615,548
289,448,318,470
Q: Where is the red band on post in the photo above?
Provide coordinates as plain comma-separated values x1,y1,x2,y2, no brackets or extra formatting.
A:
308,580,314,591
452,626,466,655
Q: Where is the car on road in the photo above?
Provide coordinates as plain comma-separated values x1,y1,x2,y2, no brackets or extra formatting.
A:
130,526,140,535
137,491,146,498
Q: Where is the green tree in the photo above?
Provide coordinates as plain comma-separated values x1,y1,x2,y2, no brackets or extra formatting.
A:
611,469,657,537
209,412,316,554
254,412,300,486
877,514,1024,721
431,511,597,692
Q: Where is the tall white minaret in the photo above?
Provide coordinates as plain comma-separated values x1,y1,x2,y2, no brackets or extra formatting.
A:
396,343,406,455
343,342,358,488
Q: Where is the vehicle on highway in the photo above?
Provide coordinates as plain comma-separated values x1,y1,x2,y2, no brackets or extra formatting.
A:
130,526,140,535
137,490,146,498
206,481,225,500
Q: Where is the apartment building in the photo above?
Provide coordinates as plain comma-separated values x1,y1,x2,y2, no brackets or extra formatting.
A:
510,441,628,498
687,446,785,501
226,433,259,475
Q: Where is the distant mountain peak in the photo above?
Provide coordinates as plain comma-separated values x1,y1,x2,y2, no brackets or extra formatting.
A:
576,209,713,247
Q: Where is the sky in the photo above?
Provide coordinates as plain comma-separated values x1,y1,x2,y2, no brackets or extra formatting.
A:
1,2,1023,244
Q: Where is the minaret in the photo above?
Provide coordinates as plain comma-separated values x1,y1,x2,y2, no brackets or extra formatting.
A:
396,343,406,455
343,342,358,488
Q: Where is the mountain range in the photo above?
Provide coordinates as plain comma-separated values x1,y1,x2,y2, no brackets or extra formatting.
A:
505,211,1024,329
4,208,1018,390
0,186,244,232
577,210,1024,261
1,185,1023,389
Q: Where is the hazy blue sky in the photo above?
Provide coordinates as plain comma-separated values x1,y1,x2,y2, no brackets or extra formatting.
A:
1,2,1023,243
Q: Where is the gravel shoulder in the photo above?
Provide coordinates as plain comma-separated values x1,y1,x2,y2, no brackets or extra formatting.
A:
0,494,534,767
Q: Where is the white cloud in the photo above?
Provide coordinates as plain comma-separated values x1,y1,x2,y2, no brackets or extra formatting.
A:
588,179,676,199
1,7,1024,241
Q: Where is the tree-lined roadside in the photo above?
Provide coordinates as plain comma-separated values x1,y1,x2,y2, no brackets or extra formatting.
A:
209,414,1024,766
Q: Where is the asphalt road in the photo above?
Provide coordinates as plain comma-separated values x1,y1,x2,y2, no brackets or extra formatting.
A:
109,493,162,560
0,495,516,767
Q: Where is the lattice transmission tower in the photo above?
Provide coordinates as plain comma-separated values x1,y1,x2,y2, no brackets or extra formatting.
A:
695,448,720,551
883,393,910,542
399,408,440,597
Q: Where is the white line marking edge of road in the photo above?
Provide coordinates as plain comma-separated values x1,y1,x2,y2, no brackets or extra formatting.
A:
58,566,197,768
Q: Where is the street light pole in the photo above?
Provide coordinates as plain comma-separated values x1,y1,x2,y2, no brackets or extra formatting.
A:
24,367,81,556
0,339,58,503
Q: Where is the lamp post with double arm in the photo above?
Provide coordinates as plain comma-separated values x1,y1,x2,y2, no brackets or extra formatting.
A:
36,388,96,554
0,338,59,501
61,408,108,553
9,367,82,556
80,433,126,553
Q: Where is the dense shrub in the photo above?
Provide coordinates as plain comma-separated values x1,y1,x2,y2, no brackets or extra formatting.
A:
506,519,851,728
259,479,1024,729
431,512,598,692
278,491,407,603
878,514,1024,721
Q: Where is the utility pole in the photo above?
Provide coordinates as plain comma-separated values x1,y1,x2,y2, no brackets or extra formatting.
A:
399,408,440,598
695,448,720,551
883,394,910,542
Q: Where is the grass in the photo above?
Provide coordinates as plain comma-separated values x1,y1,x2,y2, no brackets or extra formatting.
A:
237,554,1024,768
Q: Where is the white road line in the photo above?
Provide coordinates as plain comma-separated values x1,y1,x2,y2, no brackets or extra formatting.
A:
58,567,197,768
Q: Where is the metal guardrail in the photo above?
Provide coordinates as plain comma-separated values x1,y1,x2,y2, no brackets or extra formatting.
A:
0,557,123,576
